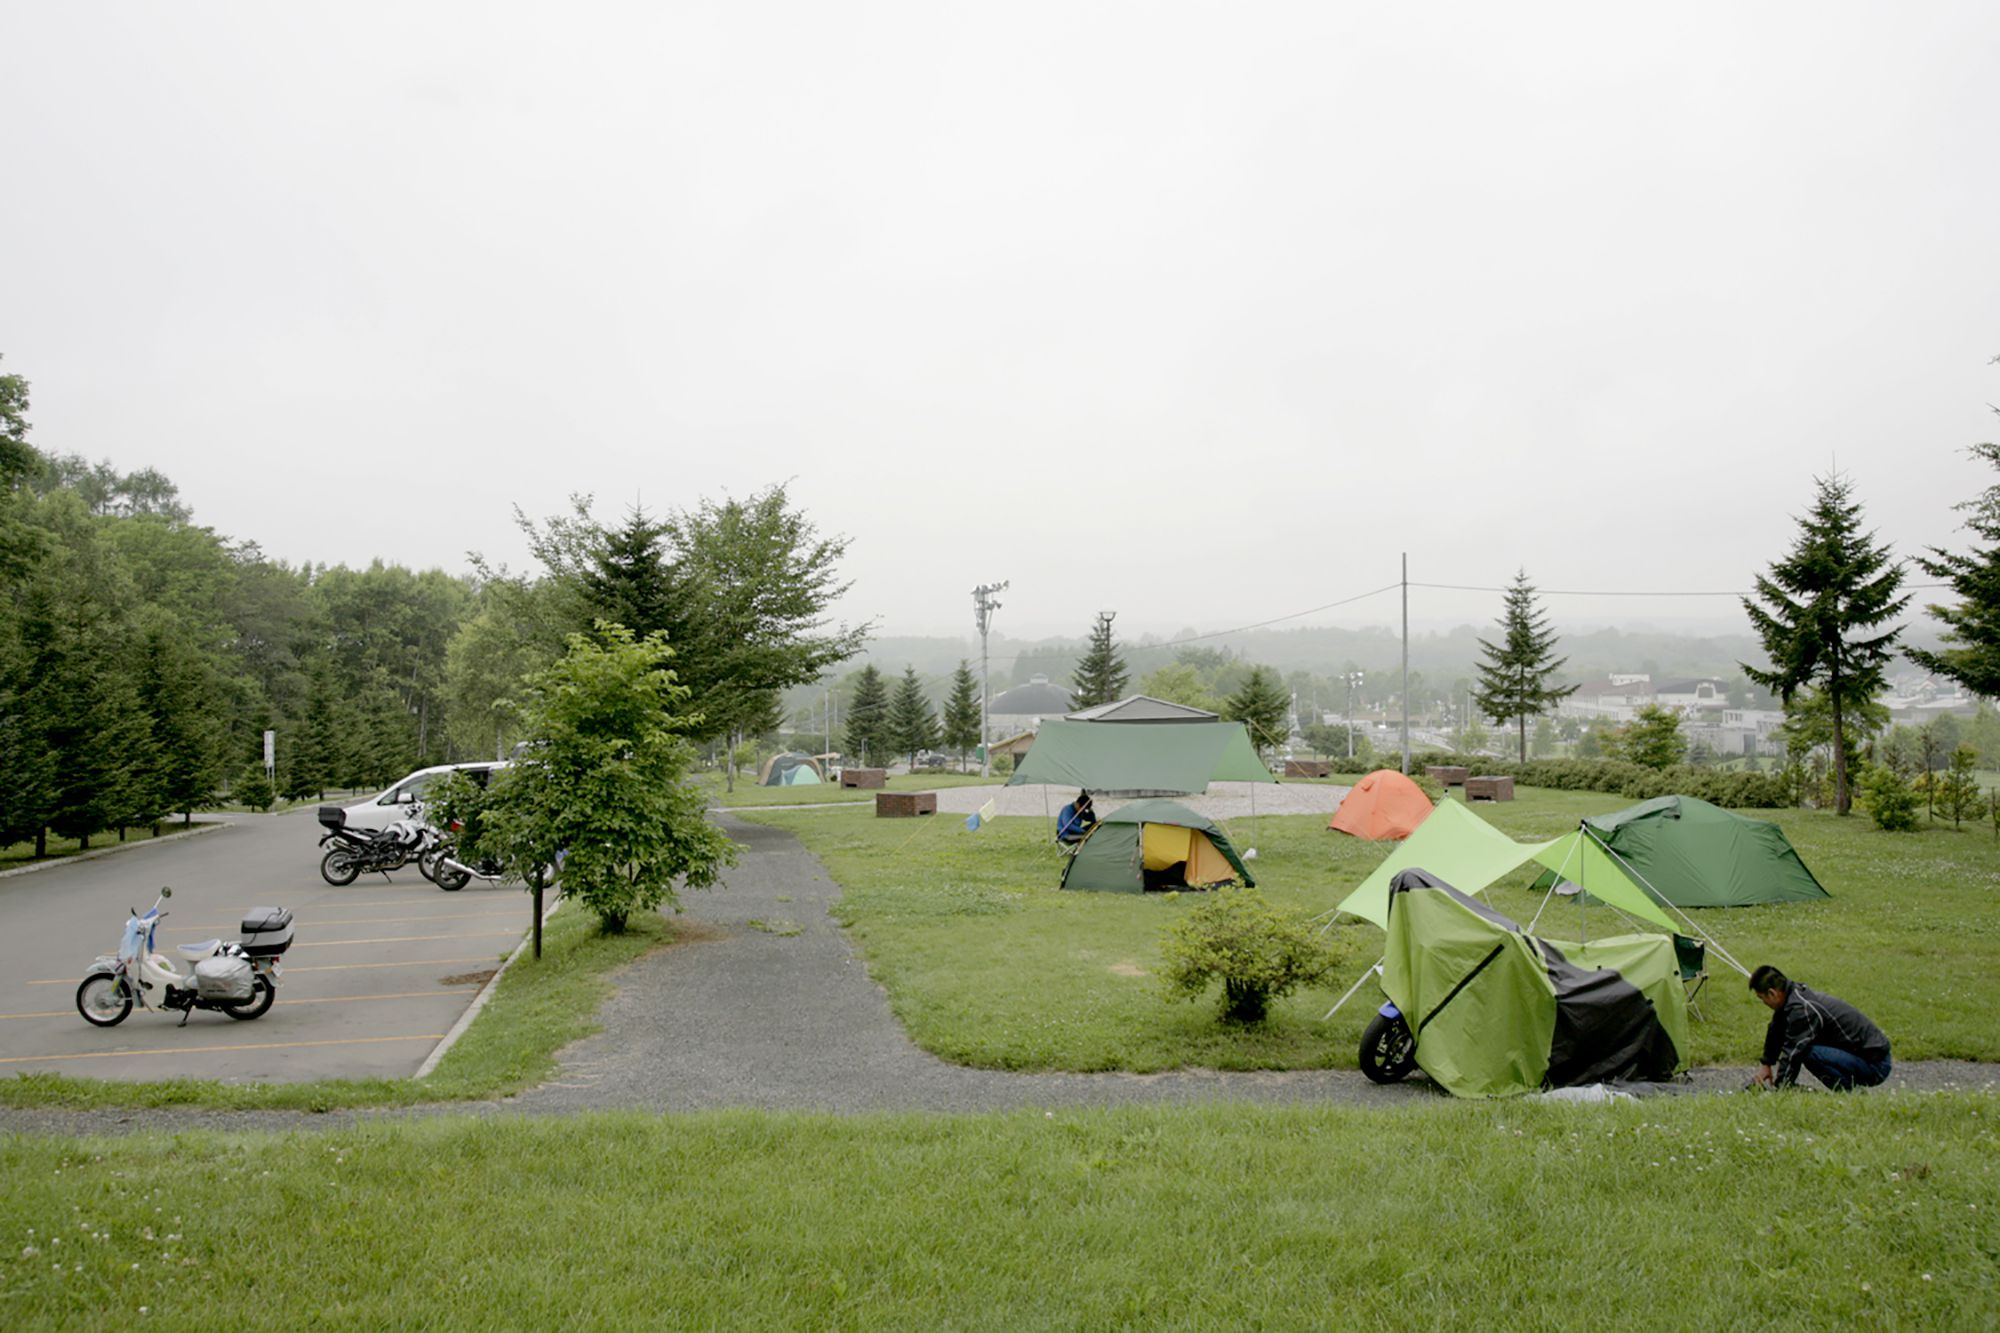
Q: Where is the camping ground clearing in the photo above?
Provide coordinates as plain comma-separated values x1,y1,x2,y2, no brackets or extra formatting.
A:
743,785,2000,1072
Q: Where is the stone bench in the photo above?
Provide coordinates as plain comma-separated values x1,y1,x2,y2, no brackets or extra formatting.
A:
841,767,886,789
1282,760,1332,779
875,791,936,818
1427,765,1470,788
1465,775,1515,802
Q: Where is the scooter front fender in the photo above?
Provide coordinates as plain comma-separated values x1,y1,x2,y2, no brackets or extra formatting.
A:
1377,1000,1402,1021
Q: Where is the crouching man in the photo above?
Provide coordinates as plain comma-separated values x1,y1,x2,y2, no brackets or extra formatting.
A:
1748,965,1892,1091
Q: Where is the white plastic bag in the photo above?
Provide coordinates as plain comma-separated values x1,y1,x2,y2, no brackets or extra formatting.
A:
194,955,254,1002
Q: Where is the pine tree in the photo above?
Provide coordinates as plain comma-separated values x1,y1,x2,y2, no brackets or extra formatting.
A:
1742,472,1908,815
886,666,940,769
940,659,981,770
1222,665,1290,758
844,664,890,767
1472,569,1578,763
1907,437,2000,697
133,613,228,823
1070,611,1129,708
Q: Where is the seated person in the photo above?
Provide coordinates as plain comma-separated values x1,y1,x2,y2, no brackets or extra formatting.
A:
1056,790,1098,844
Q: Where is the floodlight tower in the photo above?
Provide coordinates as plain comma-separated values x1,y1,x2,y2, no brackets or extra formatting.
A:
973,580,1008,776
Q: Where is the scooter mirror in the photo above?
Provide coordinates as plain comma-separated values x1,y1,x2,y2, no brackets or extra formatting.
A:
160,886,172,899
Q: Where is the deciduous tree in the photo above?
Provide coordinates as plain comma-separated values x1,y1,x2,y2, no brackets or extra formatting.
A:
479,623,736,933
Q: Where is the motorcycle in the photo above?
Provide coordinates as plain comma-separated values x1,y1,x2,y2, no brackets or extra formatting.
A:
316,806,427,885
1359,1000,1418,1084
76,887,294,1027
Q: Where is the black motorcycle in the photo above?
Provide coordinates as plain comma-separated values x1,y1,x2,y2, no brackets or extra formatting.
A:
316,806,423,885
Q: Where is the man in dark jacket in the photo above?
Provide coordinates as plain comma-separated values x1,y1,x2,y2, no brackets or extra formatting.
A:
1748,965,1892,1091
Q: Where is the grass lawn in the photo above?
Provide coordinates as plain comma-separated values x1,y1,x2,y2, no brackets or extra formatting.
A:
702,770,1001,808
3,1092,1996,1327
0,902,670,1112
742,788,2000,1073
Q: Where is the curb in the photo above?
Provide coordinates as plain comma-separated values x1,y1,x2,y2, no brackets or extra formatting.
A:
414,892,567,1080
0,820,233,881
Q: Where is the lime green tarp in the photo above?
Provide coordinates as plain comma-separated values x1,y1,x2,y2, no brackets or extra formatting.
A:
1007,719,1276,794
1335,799,1677,933
1384,885,1555,1095
1382,880,1689,1098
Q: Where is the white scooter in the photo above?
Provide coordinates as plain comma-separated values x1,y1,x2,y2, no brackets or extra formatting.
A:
76,887,295,1027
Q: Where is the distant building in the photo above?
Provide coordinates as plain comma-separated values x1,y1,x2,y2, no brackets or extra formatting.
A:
1066,695,1218,723
984,674,1076,741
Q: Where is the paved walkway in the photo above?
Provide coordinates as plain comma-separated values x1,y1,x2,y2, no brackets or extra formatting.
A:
3,811,1994,1135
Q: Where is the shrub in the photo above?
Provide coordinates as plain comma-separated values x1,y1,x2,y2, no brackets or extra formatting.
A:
1861,764,1921,832
1158,887,1339,1025
1409,772,1445,802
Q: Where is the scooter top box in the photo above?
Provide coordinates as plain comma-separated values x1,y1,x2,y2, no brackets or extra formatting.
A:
239,906,294,957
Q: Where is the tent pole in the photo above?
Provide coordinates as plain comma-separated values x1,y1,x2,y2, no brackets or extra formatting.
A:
1589,830,1751,978
1400,552,1410,775
1323,960,1383,1022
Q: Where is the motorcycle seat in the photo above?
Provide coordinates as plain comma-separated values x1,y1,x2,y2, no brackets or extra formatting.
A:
177,939,222,959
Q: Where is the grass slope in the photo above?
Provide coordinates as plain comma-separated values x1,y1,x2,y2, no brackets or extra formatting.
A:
743,789,2000,1073
3,1093,1996,1327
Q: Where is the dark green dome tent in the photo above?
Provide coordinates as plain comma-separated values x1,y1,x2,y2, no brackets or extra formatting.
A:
1534,795,1828,908
1060,800,1255,893
1384,869,1688,1097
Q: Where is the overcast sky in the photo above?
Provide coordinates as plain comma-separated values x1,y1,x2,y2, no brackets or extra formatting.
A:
3,2,1994,643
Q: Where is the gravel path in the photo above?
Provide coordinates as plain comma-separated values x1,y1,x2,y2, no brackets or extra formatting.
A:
3,810,1994,1136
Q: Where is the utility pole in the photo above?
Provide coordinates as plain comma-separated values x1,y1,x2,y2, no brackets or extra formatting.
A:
1345,670,1364,760
1400,553,1410,775
973,580,1008,777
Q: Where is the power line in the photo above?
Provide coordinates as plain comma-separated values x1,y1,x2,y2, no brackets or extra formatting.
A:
1413,581,1950,597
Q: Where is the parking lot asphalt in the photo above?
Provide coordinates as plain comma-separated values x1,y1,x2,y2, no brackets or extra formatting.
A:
0,809,530,1084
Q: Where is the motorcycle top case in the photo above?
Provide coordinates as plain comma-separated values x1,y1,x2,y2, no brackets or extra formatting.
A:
238,907,295,957
194,954,255,1002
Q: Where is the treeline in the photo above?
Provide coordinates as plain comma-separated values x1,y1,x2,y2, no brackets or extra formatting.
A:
0,357,864,851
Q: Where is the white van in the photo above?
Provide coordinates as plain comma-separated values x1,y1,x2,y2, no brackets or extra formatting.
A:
340,762,508,829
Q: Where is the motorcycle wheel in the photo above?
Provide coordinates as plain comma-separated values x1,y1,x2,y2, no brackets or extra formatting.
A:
434,859,471,892
1359,1011,1418,1084
222,975,276,1021
77,972,134,1027
417,845,442,882
320,847,361,887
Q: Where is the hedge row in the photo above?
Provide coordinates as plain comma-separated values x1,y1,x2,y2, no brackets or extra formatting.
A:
1399,751,1790,810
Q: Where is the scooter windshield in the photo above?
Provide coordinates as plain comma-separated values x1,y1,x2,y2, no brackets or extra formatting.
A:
118,916,146,962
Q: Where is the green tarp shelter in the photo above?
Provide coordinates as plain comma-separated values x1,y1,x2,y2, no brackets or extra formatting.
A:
1532,795,1829,908
758,752,824,786
1007,719,1276,795
1335,799,1677,933
1061,800,1256,893
1384,869,1688,1097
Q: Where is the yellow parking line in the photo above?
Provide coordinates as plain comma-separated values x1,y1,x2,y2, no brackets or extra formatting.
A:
0,1034,448,1064
168,913,519,932
292,924,524,944
25,956,503,985
0,990,477,1021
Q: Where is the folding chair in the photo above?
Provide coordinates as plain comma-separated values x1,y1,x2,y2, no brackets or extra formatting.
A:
1673,934,1709,1018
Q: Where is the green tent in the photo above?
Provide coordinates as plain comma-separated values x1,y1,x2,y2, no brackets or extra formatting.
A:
1383,869,1688,1097
1061,799,1256,893
1533,795,1829,908
1336,799,1677,933
1007,719,1276,795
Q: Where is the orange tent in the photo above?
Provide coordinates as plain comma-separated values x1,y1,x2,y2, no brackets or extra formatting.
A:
1328,769,1436,841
